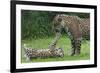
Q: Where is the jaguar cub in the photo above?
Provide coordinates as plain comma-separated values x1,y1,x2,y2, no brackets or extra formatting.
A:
23,44,64,61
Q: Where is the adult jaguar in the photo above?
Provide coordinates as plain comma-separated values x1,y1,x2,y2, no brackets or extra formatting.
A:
49,14,90,56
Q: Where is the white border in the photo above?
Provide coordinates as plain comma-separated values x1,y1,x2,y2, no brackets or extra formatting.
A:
16,4,94,69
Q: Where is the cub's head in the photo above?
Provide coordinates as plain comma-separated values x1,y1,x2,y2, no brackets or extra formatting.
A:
55,47,64,57
50,47,64,57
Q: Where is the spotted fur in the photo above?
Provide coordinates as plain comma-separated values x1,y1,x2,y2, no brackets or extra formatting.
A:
23,44,64,61
50,14,90,56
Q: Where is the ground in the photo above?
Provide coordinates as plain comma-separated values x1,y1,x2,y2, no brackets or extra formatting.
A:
21,36,90,63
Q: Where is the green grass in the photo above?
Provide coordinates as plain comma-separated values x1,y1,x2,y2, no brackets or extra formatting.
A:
21,36,90,63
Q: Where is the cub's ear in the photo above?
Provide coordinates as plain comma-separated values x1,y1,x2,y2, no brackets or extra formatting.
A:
59,47,63,49
59,46,64,49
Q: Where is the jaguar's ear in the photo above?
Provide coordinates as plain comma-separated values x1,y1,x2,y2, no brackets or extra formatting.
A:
58,17,62,22
58,15,62,22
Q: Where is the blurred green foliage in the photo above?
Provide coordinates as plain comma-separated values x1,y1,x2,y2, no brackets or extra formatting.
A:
21,10,89,40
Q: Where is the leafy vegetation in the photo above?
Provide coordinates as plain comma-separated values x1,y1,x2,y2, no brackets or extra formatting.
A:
21,10,89,40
